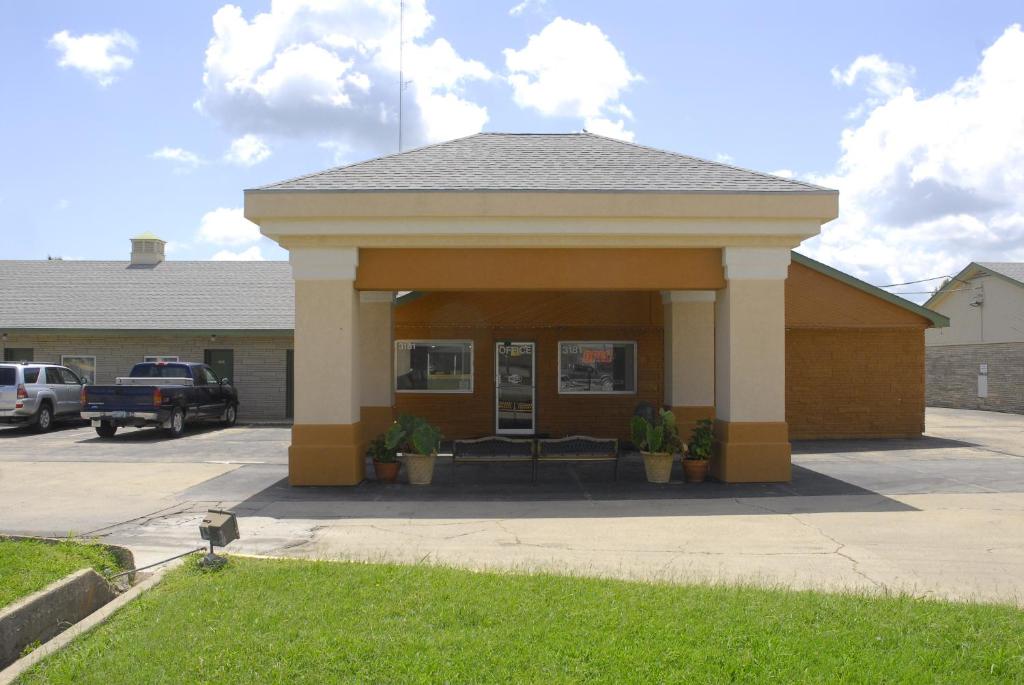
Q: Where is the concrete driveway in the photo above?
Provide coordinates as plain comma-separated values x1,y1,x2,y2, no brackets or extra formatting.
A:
1,409,1022,605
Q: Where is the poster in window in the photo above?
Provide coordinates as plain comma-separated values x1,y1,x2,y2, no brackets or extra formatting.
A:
559,342,635,393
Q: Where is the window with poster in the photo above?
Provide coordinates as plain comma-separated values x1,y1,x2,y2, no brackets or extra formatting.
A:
558,342,636,394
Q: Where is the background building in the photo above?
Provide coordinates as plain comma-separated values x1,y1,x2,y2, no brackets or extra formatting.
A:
926,262,1024,413
0,235,294,420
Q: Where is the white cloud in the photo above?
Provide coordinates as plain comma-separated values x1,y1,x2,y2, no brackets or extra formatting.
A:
49,29,137,87
224,134,272,166
196,1,491,149
213,245,265,261
770,169,795,179
318,140,352,164
801,24,1024,300
151,147,205,171
715,153,734,164
504,17,639,138
831,54,913,100
508,0,547,17
584,116,634,142
197,207,261,246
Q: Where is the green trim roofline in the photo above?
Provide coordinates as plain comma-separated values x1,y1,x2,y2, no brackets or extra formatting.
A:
792,252,948,328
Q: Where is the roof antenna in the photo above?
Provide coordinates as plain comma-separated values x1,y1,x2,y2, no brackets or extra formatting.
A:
398,0,407,153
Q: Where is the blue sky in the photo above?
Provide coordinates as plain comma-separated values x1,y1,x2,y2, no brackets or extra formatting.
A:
2,1,1023,297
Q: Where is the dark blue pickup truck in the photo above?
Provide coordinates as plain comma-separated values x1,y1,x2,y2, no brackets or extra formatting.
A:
81,362,239,438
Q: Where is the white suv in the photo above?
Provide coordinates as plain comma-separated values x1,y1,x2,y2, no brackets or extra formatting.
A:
0,363,87,432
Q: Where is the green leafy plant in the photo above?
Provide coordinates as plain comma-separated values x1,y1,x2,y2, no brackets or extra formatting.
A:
385,414,443,456
630,409,680,454
687,418,714,461
366,434,397,463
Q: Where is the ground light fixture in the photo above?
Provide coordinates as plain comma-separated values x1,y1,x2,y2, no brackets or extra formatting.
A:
199,509,240,568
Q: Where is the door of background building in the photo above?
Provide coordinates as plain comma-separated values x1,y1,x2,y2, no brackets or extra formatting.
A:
495,341,535,435
204,349,234,384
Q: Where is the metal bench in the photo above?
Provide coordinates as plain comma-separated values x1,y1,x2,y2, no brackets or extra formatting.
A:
536,435,620,481
451,436,535,480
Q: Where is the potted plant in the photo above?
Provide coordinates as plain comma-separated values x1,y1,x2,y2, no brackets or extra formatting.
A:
385,414,443,486
630,408,680,483
684,418,714,483
367,434,400,483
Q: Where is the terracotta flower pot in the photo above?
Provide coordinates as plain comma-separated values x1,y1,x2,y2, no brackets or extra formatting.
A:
683,459,709,484
641,451,674,484
373,460,400,483
403,453,437,485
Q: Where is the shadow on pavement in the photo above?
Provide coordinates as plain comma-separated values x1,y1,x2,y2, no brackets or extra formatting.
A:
792,435,979,454
229,456,916,520
0,421,88,438
74,423,229,444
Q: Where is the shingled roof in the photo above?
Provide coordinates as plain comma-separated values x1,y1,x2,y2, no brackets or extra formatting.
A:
0,261,293,331
976,262,1024,285
255,132,833,194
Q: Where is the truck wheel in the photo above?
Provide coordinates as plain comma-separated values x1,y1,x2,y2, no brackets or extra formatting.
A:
165,407,186,438
95,422,117,438
32,404,54,433
222,404,238,427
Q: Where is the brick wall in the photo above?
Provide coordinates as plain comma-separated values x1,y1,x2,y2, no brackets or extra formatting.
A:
926,343,1024,413
1,333,293,420
786,328,925,439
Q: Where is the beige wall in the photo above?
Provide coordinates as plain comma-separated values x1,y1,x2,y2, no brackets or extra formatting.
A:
1,332,292,420
927,273,1024,346
294,279,359,425
662,291,715,408
358,292,394,409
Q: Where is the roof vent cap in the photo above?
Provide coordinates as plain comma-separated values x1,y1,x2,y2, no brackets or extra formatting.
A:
130,233,166,266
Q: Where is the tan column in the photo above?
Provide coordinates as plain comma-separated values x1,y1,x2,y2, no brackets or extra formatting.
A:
661,291,716,435
359,291,395,444
289,247,364,486
713,247,791,482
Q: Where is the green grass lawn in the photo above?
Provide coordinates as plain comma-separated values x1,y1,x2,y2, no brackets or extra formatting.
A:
18,556,1024,684
0,538,120,608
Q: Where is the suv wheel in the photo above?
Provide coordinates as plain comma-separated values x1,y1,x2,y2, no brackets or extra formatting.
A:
33,404,54,433
223,404,238,427
165,407,186,438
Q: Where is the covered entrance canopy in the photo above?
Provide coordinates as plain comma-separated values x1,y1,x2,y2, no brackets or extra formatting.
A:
245,132,839,486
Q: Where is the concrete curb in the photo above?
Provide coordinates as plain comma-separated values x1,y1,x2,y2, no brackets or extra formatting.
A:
0,569,117,669
0,569,167,685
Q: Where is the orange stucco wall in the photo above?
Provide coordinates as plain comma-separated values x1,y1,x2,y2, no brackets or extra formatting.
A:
394,291,663,441
392,263,932,441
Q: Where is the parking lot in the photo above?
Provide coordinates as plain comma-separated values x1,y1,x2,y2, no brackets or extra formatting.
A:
1,409,1023,604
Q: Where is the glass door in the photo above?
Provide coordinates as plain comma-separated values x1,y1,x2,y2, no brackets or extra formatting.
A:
495,342,535,434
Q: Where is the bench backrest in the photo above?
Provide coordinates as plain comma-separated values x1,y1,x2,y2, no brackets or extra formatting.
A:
452,436,535,458
537,435,618,458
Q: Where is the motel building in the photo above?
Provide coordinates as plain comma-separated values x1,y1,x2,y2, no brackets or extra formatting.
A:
242,132,947,487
